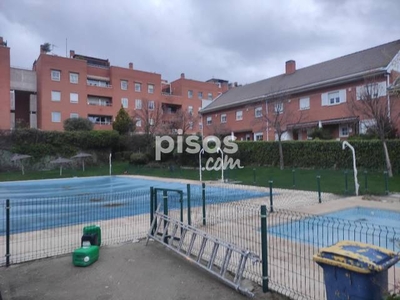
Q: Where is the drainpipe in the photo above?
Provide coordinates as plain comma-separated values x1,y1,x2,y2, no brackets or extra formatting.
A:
265,100,269,141
386,73,391,118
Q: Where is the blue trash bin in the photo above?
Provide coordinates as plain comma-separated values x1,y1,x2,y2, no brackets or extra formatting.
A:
314,241,399,300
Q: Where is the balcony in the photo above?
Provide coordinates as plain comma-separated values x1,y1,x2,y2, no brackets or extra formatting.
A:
88,115,113,125
87,79,112,88
87,96,112,107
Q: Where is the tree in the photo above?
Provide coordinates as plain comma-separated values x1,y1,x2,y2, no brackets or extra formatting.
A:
64,117,93,131
259,96,305,170
133,99,164,136
113,106,135,135
349,75,400,177
166,108,198,135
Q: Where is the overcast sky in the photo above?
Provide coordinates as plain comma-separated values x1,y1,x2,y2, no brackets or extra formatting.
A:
1,0,399,84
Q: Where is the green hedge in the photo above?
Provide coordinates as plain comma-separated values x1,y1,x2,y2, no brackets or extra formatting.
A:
234,140,400,170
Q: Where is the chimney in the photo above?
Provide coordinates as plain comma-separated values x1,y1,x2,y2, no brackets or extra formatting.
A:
70,50,75,58
285,60,296,75
129,62,133,69
181,73,185,79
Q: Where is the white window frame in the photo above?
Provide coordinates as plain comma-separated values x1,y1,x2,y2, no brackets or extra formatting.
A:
69,72,79,84
148,100,155,110
135,99,142,109
299,97,310,110
221,114,227,123
148,84,154,94
236,110,243,121
51,112,61,123
51,91,61,102
70,113,79,119
206,116,212,125
255,107,262,118
339,124,349,137
149,118,154,126
188,90,193,98
356,82,387,100
70,93,79,103
254,132,263,141
328,91,340,105
207,93,213,100
121,80,128,90
198,91,203,99
51,70,60,81
274,102,283,113
188,106,193,115
322,89,346,106
121,97,128,108
135,118,142,127
189,121,193,130
135,82,141,92
359,119,376,134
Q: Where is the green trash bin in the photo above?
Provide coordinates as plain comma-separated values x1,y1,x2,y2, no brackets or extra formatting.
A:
73,243,100,267
83,225,101,246
314,241,400,300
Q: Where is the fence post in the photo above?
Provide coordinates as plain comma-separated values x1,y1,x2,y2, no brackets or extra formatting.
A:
253,168,256,185
202,183,206,226
6,199,10,267
384,171,389,195
364,171,368,192
260,205,269,293
163,190,168,243
187,184,191,225
344,170,348,195
317,175,322,203
269,180,274,213
180,191,184,224
150,187,154,226
292,169,296,188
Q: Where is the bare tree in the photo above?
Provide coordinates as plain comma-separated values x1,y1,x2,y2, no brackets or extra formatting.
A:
166,108,199,135
132,99,165,136
349,75,400,177
258,96,305,170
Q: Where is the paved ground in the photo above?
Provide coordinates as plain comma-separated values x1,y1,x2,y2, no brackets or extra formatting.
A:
0,240,287,300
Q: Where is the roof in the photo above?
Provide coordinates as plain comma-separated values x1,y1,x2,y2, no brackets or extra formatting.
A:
202,40,400,113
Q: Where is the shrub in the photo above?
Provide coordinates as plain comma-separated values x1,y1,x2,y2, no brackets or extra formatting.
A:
129,152,148,165
63,117,94,131
309,128,333,140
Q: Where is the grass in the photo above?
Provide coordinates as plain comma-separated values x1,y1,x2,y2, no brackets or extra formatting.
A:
1,161,399,195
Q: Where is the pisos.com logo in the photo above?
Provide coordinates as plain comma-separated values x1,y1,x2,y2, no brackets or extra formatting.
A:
155,131,243,171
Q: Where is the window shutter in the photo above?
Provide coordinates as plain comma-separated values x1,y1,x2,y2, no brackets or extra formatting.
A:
356,86,363,100
10,91,15,110
339,89,347,103
378,81,387,97
321,93,328,106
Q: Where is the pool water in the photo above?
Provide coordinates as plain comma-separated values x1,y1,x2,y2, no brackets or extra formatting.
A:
269,207,400,252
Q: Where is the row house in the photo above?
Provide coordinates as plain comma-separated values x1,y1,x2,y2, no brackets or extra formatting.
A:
0,36,229,134
201,40,400,141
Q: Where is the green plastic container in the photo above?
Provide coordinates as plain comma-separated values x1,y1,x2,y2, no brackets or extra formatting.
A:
73,245,100,267
83,225,101,246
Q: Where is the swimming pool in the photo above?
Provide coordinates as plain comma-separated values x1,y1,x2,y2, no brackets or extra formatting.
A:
0,176,268,235
269,207,400,252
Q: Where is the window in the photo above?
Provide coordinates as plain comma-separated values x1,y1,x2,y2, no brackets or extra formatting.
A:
299,97,310,110
51,70,60,81
148,100,155,110
88,115,112,125
70,93,79,103
221,114,227,123
69,72,79,84
136,118,142,127
188,90,193,98
121,98,128,108
198,91,203,99
51,91,61,102
148,84,154,94
70,113,79,119
135,99,142,109
255,107,262,118
329,91,340,104
188,106,193,115
189,122,193,130
236,110,243,121
149,118,154,126
206,116,212,125
360,119,376,134
207,93,213,100
274,102,283,113
135,82,142,92
356,82,387,100
51,112,61,123
254,132,263,141
121,80,128,90
339,124,349,137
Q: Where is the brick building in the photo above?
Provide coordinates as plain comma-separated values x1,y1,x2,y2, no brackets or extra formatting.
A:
201,40,400,141
0,37,228,133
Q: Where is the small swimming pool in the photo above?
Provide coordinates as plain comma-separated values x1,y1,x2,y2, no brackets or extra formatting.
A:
0,176,268,235
269,207,400,252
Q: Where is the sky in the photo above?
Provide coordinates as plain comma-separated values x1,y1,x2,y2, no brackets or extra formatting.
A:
0,0,399,85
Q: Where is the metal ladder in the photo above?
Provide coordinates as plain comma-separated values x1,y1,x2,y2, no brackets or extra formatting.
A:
146,207,259,297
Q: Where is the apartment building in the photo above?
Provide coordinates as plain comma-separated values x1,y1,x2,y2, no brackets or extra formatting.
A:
201,40,400,141
0,37,228,133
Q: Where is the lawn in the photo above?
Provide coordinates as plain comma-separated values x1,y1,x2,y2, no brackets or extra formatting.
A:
0,161,399,195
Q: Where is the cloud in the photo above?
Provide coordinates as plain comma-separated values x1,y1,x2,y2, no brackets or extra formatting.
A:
0,0,399,84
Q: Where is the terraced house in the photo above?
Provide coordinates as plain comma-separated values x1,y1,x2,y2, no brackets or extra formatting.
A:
0,36,228,133
201,40,400,141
